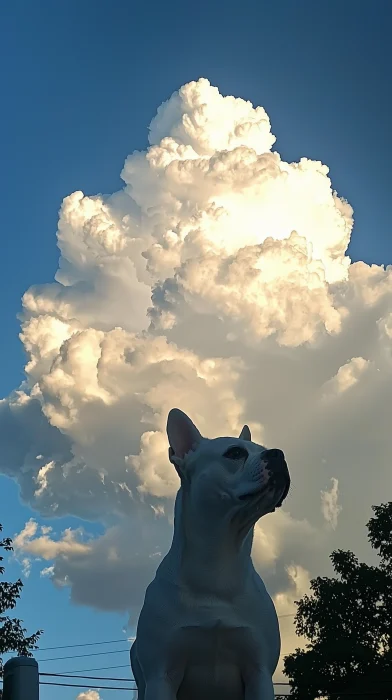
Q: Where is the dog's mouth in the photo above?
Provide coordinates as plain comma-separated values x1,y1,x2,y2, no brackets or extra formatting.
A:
236,477,290,537
263,448,290,508
273,477,291,508
238,449,290,509
265,470,290,511
238,475,290,507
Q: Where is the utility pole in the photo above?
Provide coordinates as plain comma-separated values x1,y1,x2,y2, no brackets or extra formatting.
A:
2,657,39,700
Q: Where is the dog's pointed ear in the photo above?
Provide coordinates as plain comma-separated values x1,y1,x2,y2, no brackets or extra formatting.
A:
167,409,202,478
239,424,251,442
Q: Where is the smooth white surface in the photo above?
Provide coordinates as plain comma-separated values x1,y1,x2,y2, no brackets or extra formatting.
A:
131,409,290,699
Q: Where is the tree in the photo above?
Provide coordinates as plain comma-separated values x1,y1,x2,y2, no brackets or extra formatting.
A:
283,503,392,700
0,524,42,675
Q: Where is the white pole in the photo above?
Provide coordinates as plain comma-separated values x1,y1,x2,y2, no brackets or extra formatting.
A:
2,657,39,700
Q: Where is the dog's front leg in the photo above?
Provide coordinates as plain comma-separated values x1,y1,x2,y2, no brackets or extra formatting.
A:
244,668,275,700
144,673,181,700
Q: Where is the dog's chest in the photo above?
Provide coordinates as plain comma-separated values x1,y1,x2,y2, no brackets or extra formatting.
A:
165,619,275,700
178,668,244,700
147,568,280,649
162,591,280,669
175,589,242,627
168,615,257,658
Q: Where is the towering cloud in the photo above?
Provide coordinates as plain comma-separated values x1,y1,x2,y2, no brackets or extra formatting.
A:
2,79,392,677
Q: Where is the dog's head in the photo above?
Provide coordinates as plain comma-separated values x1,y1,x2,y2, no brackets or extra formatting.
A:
167,408,290,534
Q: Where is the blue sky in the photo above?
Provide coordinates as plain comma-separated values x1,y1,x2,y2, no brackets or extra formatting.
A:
1,1,391,698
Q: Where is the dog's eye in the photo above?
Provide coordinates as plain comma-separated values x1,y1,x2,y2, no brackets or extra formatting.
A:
223,446,248,461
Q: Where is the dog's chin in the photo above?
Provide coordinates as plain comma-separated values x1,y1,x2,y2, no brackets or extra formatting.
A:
236,489,281,535
239,479,289,517
240,476,290,504
275,478,290,508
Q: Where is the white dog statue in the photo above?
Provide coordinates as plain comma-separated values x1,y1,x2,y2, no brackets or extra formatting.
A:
131,408,290,700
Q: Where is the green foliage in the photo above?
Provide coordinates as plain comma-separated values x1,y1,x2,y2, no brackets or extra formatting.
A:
283,503,392,700
0,524,42,674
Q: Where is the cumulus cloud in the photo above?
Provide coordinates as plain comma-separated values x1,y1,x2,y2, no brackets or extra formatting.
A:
321,478,342,530
76,691,102,700
150,232,347,346
274,563,312,679
2,78,392,670
14,516,170,617
14,519,90,560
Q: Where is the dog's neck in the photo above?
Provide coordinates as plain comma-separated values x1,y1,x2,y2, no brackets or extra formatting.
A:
160,486,255,598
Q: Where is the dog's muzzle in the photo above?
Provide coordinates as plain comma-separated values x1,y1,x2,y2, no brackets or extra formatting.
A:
262,448,290,507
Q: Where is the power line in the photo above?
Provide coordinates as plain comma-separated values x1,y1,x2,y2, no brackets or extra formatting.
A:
37,648,130,662
59,661,292,680
62,663,131,674
39,670,291,687
37,638,133,651
40,681,136,690
40,672,134,682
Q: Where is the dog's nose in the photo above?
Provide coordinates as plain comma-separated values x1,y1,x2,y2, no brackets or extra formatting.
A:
262,448,286,470
262,449,290,506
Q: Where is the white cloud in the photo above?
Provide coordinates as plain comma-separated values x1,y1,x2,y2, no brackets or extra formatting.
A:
148,78,276,156
76,691,102,700
274,564,311,681
2,78,392,667
322,357,370,397
150,232,347,346
321,478,342,530
14,519,91,560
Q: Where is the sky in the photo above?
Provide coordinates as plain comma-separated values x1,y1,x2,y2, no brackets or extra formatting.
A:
1,1,392,698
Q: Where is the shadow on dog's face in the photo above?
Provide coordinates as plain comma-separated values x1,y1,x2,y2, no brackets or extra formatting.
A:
167,409,290,534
